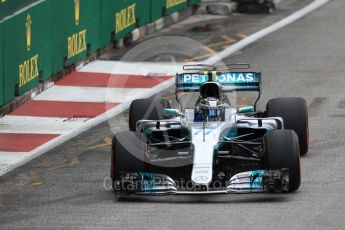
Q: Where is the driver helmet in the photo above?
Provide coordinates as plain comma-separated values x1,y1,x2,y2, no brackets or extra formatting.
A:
199,82,223,106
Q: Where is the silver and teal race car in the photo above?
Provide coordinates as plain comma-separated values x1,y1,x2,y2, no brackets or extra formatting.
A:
111,64,309,196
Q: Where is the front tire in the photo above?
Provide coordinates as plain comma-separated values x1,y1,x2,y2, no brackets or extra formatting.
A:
266,97,309,155
264,130,301,192
111,131,147,188
129,97,170,131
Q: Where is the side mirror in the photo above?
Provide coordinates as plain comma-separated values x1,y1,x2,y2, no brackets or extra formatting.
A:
238,106,254,113
163,108,184,117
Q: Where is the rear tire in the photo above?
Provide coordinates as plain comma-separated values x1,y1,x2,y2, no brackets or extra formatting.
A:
263,2,275,14
266,97,309,155
264,130,301,192
129,97,170,131
111,131,147,188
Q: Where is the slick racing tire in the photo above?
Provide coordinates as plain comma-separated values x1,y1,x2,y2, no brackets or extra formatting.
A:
266,97,309,155
264,130,301,192
129,97,171,131
263,2,275,14
111,131,147,188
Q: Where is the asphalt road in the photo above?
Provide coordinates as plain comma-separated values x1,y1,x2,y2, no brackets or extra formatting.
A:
1,0,345,229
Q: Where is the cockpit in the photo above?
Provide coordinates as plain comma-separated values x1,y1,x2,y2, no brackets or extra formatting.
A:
194,82,228,122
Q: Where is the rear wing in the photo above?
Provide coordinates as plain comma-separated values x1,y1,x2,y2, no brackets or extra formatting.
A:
176,72,261,93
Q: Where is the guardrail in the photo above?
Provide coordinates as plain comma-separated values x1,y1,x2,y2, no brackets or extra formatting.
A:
0,0,200,106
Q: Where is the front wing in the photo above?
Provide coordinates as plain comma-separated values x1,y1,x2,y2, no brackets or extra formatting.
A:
113,169,289,195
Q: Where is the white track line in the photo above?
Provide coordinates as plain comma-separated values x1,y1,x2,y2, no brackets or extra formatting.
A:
0,0,330,176
0,152,29,174
205,0,330,65
0,116,87,134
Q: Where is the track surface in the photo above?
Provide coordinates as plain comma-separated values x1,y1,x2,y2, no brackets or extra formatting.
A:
1,0,345,229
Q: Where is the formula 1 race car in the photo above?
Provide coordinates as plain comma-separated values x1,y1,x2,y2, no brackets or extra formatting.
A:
234,0,276,14
111,64,309,196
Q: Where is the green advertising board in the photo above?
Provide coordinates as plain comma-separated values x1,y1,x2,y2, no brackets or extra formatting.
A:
0,0,201,106
0,23,4,105
2,0,53,101
151,0,190,22
101,0,151,45
165,0,188,15
151,0,165,21
52,0,101,69
188,0,200,5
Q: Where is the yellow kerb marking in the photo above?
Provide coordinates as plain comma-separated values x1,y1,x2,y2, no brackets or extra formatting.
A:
16,171,43,190
87,137,112,150
221,34,237,43
236,33,248,39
